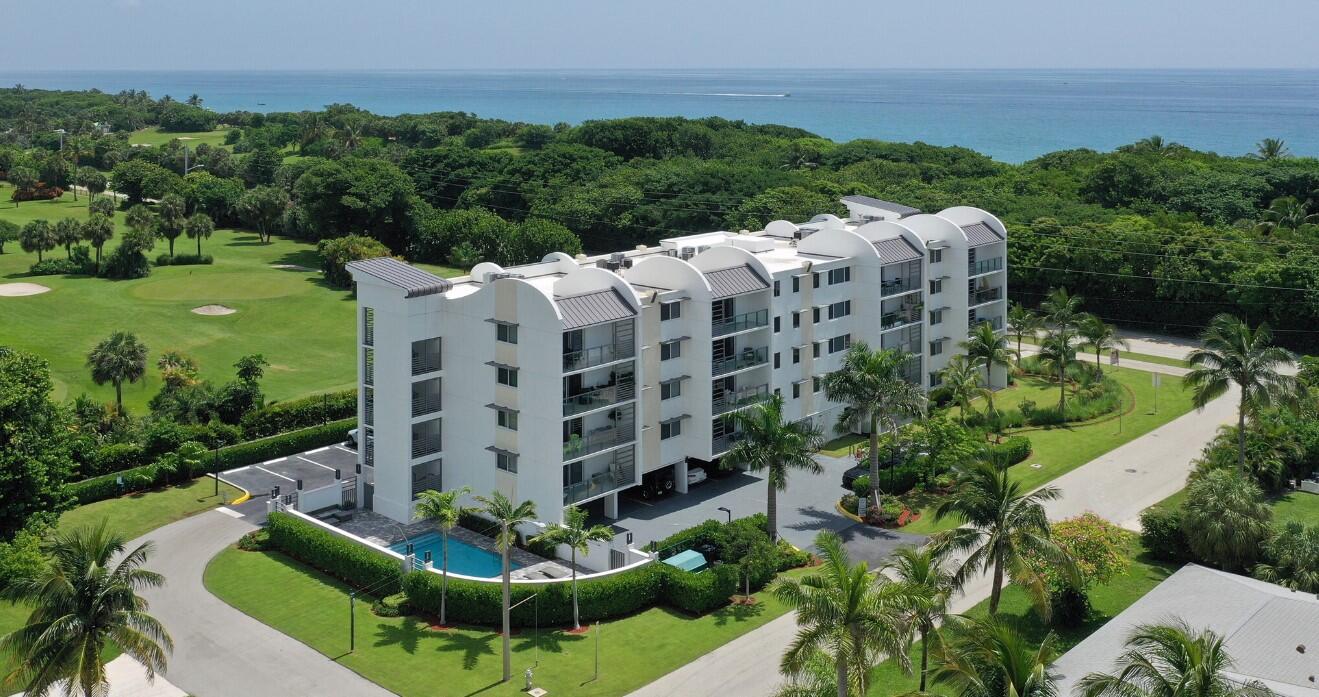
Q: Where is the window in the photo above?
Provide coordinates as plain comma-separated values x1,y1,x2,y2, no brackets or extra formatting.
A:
930,309,943,325
773,280,781,297
496,323,518,344
792,312,801,329
496,451,518,473
930,248,943,264
496,409,518,431
774,352,781,369
813,342,821,359
929,372,944,388
792,276,800,293
929,279,943,295
829,300,852,320
774,387,782,397
661,419,683,440
773,316,781,333
829,334,851,354
812,307,821,324
792,347,801,364
930,341,944,356
812,272,821,289
661,379,682,400
496,366,518,387
660,340,682,361
813,376,822,393
660,301,682,321
828,267,851,285
792,382,801,399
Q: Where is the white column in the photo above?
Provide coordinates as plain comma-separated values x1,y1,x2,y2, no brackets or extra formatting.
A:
603,492,619,519
674,460,689,493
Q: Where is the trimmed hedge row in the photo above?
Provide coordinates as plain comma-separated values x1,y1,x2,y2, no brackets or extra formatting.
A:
986,435,1032,467
263,509,744,627
239,390,356,439
68,419,355,504
155,253,214,266
1139,506,1188,562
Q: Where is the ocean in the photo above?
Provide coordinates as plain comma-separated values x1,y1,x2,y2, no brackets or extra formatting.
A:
4,69,1319,163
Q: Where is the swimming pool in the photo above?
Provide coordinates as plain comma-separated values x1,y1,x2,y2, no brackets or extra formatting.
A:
389,532,516,579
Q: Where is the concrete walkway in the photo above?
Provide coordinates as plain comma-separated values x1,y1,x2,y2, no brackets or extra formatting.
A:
135,510,397,697
626,379,1238,697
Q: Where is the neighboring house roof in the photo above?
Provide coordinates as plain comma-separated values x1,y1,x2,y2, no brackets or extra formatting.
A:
841,195,921,217
872,237,924,264
345,257,452,298
1052,564,1319,697
556,288,635,329
705,265,770,298
960,222,1005,246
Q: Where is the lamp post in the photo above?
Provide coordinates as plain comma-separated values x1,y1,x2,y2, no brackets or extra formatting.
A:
53,128,66,151
182,146,206,176
717,506,732,524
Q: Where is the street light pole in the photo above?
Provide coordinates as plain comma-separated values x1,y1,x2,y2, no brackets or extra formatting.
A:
717,506,731,524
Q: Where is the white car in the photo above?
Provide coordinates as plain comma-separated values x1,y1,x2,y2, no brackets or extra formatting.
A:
346,428,359,448
687,467,708,486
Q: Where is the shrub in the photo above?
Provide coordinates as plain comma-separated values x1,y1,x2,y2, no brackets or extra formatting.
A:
155,253,213,266
29,254,92,276
239,389,356,439
266,511,403,595
102,244,150,279
1048,584,1093,628
68,463,161,505
318,235,394,289
1181,469,1272,571
91,442,149,477
656,563,738,614
1139,506,1187,562
851,475,871,500
372,592,410,618
0,527,47,589
986,435,1032,467
237,529,270,551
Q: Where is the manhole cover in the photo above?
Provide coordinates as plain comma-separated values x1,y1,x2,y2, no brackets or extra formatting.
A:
1125,468,1138,473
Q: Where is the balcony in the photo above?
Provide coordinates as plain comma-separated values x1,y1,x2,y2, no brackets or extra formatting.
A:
563,342,634,373
711,431,746,456
968,257,1004,277
712,384,769,416
881,276,921,297
411,338,442,376
969,287,1002,306
563,421,636,461
711,346,769,377
563,452,636,505
968,316,1004,333
411,420,442,459
712,309,769,337
563,377,636,417
881,308,920,331
410,461,442,497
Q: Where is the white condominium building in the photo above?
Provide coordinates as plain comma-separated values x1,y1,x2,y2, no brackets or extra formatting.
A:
347,196,1008,526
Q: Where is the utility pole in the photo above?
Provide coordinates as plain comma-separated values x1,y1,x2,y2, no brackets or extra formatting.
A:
213,443,220,497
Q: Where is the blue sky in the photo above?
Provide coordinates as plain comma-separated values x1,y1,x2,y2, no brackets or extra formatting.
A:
8,0,1319,70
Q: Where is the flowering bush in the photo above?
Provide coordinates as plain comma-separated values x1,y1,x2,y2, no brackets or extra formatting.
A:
1025,512,1130,626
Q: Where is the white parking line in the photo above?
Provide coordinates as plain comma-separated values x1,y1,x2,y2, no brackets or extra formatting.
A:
333,445,355,454
296,455,338,472
308,446,331,454
254,466,296,482
222,465,251,474
263,458,284,465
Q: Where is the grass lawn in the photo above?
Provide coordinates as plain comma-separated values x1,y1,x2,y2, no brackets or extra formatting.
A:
57,476,243,541
821,433,867,457
0,187,362,411
903,367,1196,535
206,546,797,697
1016,335,1189,369
1153,487,1319,528
128,126,233,150
865,538,1177,695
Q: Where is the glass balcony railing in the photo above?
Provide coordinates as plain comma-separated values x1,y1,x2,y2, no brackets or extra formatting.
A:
968,316,1004,334
563,422,636,461
712,384,770,416
969,287,1002,306
711,347,769,376
968,257,1004,277
563,462,636,505
881,277,921,297
881,308,920,331
712,309,769,337
711,431,746,456
563,343,635,372
563,378,636,416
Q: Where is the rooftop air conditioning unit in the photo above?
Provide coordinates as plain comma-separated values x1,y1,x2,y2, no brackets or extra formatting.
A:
696,245,711,254
679,248,695,260
622,258,634,269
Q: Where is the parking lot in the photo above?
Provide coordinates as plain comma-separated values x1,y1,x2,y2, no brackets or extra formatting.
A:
222,443,358,503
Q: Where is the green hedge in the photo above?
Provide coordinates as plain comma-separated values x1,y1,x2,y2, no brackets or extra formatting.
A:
1139,506,1188,562
240,390,357,439
656,563,739,614
986,435,1032,467
68,419,355,505
266,511,403,595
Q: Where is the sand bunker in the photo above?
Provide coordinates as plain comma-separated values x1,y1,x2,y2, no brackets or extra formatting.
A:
271,264,317,272
191,304,236,316
0,283,51,297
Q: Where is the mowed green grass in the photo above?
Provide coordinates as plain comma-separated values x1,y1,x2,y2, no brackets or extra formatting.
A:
128,126,233,150
904,367,1196,535
1153,487,1319,527
57,477,243,541
206,547,797,697
1017,335,1189,369
0,186,359,411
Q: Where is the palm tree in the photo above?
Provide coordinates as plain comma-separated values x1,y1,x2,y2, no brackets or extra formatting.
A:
19,220,57,262
823,342,927,511
413,486,472,627
53,218,82,259
1037,328,1081,412
184,212,215,257
941,355,989,425
1007,302,1043,361
82,214,115,274
1256,196,1317,235
1255,137,1290,161
1185,314,1300,473
1040,287,1085,332
884,545,960,692
475,492,537,683
0,522,172,697
1079,315,1129,372
933,615,1058,697
156,193,187,257
124,204,157,242
773,531,911,697
960,323,1014,414
773,650,845,697
724,393,825,540
933,461,1073,616
1254,521,1319,593
531,505,615,630
1078,621,1271,697
86,331,148,414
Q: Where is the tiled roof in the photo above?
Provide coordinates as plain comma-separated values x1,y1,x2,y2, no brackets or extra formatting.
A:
841,195,921,217
345,258,452,298
872,237,923,264
556,289,635,329
705,265,770,299
961,222,1004,247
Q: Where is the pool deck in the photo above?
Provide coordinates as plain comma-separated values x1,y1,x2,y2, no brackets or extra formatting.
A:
337,510,577,580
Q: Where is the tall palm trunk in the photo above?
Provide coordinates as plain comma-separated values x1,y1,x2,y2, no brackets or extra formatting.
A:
197,236,202,256
836,658,848,697
114,380,123,414
1058,363,1067,411
918,626,930,692
766,479,778,541
989,553,1005,615
440,531,449,625
869,412,882,511
500,528,512,682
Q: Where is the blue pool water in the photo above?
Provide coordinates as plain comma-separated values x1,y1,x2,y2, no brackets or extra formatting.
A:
390,531,516,579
